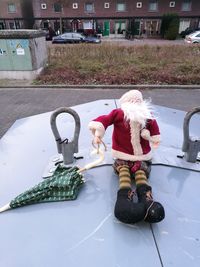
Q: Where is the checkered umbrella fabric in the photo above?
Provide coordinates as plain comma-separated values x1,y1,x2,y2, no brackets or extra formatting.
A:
0,146,105,213
9,165,84,209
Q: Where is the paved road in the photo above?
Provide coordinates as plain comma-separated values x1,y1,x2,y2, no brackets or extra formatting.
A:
0,87,200,139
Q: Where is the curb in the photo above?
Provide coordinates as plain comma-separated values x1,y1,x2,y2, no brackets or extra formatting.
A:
0,84,200,89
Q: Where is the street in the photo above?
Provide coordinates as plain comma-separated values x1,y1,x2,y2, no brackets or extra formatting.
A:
0,87,200,138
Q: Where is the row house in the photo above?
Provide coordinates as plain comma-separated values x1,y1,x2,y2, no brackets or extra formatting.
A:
0,0,34,30
0,0,200,37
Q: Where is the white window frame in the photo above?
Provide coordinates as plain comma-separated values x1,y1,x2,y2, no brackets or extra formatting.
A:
41,3,47,10
83,20,96,30
136,2,142,8
116,3,126,12
104,3,110,8
8,3,16,13
181,0,191,11
169,1,175,8
149,0,158,12
72,3,78,9
85,3,94,13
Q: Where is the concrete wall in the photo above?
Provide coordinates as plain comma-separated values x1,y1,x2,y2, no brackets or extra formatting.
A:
29,36,48,70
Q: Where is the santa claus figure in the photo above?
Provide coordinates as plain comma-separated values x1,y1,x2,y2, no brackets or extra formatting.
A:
88,90,165,224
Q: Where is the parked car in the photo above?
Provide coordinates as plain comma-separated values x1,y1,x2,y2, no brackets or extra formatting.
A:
52,32,101,44
180,27,200,38
84,35,101,44
184,30,200,44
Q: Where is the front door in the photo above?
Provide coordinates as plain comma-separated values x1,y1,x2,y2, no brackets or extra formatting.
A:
133,21,140,35
103,21,110,36
71,19,79,32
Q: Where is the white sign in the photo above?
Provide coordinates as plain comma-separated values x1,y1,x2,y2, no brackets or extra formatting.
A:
16,48,25,55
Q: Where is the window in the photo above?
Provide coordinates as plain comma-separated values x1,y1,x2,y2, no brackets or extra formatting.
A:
9,22,15,29
41,3,47,9
136,2,142,8
8,3,16,13
53,2,62,12
0,22,5,30
116,3,126,12
182,0,191,11
83,21,94,29
54,21,60,31
149,0,158,11
179,19,190,33
15,21,20,29
85,3,94,12
104,3,110,8
169,1,175,7
73,3,78,9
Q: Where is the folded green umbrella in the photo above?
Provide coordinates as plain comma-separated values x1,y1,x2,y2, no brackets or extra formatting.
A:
0,145,105,213
0,165,84,213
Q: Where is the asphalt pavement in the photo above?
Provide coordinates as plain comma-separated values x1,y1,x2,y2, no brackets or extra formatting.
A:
0,86,200,139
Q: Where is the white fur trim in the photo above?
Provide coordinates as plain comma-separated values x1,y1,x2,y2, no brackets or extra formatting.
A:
129,121,143,155
112,149,152,161
119,90,143,105
88,121,105,138
141,129,151,140
150,135,161,143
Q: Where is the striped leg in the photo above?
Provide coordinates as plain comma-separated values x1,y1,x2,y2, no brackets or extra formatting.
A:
114,165,146,224
118,165,132,189
135,170,149,187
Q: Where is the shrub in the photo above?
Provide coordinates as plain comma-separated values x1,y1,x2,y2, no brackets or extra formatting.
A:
160,13,179,40
36,44,200,85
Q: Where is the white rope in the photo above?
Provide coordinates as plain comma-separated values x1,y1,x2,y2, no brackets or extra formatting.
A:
78,142,106,173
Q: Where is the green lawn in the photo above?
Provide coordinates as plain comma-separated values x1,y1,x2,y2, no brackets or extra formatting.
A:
36,43,200,85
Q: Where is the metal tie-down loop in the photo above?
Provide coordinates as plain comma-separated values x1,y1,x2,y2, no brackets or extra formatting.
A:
50,107,80,165
182,107,200,163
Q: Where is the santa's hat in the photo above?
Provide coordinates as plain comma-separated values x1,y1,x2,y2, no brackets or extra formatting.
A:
119,90,143,105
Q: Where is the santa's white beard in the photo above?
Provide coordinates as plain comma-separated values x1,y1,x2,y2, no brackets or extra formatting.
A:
121,101,154,127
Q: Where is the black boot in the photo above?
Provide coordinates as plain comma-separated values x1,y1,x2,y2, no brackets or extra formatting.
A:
136,184,165,223
114,188,146,224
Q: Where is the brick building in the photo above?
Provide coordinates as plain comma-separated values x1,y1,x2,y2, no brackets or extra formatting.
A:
0,0,200,37
0,0,34,30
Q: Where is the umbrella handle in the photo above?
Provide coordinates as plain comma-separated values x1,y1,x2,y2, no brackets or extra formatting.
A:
78,147,105,173
0,203,11,213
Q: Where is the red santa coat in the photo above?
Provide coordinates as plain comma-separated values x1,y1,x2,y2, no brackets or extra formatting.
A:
88,108,160,162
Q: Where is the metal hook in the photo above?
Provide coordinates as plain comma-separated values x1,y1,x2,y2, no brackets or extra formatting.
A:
50,107,81,165
182,107,200,163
